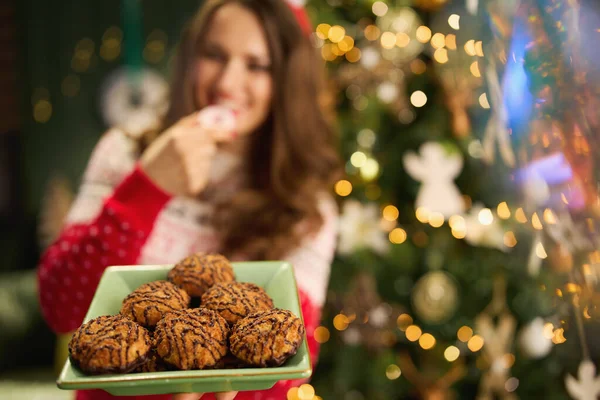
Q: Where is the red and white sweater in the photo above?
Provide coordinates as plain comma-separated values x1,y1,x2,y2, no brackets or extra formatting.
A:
37,129,338,400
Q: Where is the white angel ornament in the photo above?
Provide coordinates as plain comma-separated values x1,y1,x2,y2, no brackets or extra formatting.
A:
403,142,465,218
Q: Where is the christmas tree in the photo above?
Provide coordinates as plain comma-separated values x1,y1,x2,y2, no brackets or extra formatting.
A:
301,0,600,399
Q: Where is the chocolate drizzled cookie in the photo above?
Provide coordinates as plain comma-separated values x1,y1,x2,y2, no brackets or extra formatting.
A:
230,309,304,367
168,253,236,297
69,315,152,375
154,308,229,370
120,280,191,329
201,282,274,325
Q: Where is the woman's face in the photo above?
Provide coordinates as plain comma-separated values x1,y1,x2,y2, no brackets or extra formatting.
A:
195,3,274,137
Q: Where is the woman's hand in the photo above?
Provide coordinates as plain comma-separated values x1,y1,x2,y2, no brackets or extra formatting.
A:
140,110,235,196
172,391,238,400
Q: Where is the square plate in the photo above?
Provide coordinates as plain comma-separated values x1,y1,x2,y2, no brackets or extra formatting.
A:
57,261,311,396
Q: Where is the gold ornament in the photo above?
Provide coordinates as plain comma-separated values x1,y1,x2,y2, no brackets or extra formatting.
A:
411,271,458,324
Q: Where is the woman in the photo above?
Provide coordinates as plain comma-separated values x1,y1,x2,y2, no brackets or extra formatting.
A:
37,1,341,399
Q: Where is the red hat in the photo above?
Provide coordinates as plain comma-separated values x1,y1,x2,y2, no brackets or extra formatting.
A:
286,1,312,36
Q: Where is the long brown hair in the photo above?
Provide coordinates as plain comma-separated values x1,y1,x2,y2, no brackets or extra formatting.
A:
161,0,341,260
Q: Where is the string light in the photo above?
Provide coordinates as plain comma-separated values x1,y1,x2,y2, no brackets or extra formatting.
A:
448,14,460,30
416,26,432,43
478,208,493,225
444,346,460,362
396,32,410,47
389,228,407,244
350,151,367,167
464,39,476,56
297,384,315,400
475,41,484,56
386,364,402,380
479,93,491,109
345,48,361,63
364,25,381,41
397,314,413,331
470,61,481,77
314,326,330,343
405,325,422,341
434,48,449,64
445,34,457,50
410,90,428,107
334,180,352,196
333,314,350,331
504,231,517,248
467,335,484,352
328,25,346,42
535,242,548,259
419,333,436,349
316,23,331,40
372,1,389,17
381,32,397,49
457,326,473,342
429,212,444,228
515,208,528,223
543,209,557,224
338,36,355,52
431,33,445,49
531,213,543,230
497,202,510,219
415,207,430,223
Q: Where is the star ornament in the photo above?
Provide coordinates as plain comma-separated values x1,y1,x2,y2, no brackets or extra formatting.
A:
565,360,600,400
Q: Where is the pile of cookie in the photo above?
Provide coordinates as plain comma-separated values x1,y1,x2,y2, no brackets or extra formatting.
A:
68,253,305,375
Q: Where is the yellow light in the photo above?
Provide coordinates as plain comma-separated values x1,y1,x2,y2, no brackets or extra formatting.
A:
33,100,52,123
475,41,484,56
397,314,413,331
556,288,563,297
497,202,511,219
505,377,519,392
380,32,397,49
333,314,349,331
552,328,566,344
396,32,410,48
448,14,460,30
316,23,331,40
287,387,300,400
410,59,426,74
338,36,355,52
479,93,491,109
389,228,407,244
328,25,346,43
405,325,422,341
372,1,389,17
386,364,402,380
298,384,315,400
345,47,361,63
478,208,493,225
468,335,484,352
505,353,516,368
416,26,432,43
543,209,557,224
331,44,344,56
449,215,466,231
416,207,430,223
532,213,543,230
410,90,428,107
383,205,400,221
470,61,481,77
100,39,121,61
444,346,460,362
452,229,466,239
314,326,330,344
334,180,352,197
360,158,380,181
102,26,123,43
351,151,368,167
504,231,517,248
61,75,81,97
419,333,436,350
536,242,548,259
457,326,473,342
321,44,337,61
464,39,476,56
364,25,381,41
584,307,592,319
445,34,457,50
434,48,449,64
543,323,554,339
515,208,528,223
429,212,444,228
431,33,446,49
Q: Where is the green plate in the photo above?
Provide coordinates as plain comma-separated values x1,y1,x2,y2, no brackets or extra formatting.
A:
57,262,312,396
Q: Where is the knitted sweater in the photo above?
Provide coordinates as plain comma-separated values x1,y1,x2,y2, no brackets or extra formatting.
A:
37,129,338,400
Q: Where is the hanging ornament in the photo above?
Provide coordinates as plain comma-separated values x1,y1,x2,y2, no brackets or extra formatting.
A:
565,360,600,400
518,317,554,359
337,200,389,255
475,276,517,400
398,351,466,400
376,7,424,64
100,67,169,137
463,203,507,251
403,142,465,218
411,271,459,324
